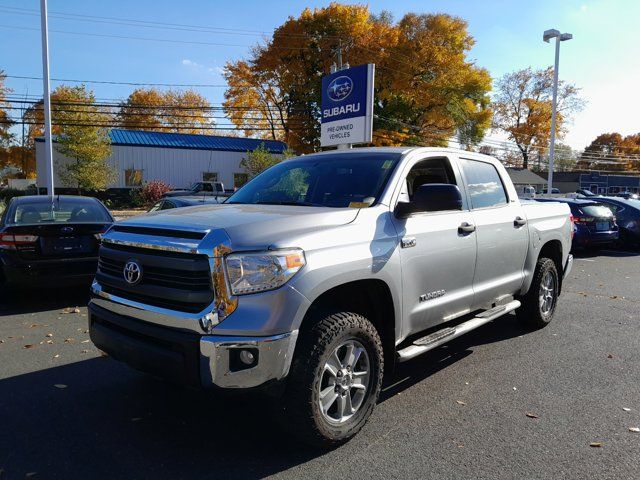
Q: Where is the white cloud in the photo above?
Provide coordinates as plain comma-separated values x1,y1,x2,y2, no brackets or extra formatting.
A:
181,59,203,68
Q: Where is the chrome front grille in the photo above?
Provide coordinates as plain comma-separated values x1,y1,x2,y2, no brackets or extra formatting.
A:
96,243,213,313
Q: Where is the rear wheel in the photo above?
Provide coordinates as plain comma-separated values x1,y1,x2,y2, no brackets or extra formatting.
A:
280,311,383,447
517,257,559,329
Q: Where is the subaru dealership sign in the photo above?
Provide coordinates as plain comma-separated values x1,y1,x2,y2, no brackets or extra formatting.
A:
320,64,375,147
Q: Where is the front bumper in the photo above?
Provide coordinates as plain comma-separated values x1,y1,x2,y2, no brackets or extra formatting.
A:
88,301,298,390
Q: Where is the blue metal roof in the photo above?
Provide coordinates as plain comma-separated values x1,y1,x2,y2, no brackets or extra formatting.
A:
108,129,287,153
36,129,288,154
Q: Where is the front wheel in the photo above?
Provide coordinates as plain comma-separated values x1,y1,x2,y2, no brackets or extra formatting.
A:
280,312,383,447
517,257,559,329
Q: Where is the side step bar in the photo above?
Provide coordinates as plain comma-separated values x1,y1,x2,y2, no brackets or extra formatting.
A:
397,299,521,362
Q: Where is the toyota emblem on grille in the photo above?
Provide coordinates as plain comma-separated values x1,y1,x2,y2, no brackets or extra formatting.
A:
123,260,142,285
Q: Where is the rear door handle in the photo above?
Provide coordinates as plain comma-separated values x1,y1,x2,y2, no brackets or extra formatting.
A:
514,216,527,227
458,222,476,234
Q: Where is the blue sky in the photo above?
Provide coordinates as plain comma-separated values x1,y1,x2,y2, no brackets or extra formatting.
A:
1,0,638,150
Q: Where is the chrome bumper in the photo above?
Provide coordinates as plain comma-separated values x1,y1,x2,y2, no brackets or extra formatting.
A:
89,283,300,390
563,254,574,279
200,331,298,388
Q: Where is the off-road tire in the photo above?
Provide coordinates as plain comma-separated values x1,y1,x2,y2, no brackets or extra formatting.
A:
281,311,383,447
517,257,559,329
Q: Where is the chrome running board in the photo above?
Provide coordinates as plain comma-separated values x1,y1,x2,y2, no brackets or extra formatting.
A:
397,300,521,362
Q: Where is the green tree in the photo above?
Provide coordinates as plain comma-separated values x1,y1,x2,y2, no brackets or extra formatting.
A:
54,85,116,190
223,4,492,152
240,143,293,178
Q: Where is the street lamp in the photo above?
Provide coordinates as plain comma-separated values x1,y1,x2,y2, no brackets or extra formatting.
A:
543,29,572,194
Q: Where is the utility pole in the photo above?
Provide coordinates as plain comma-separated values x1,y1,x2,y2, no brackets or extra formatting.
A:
40,0,54,196
333,40,352,151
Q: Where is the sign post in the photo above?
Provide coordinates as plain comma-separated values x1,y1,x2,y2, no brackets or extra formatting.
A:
320,64,375,149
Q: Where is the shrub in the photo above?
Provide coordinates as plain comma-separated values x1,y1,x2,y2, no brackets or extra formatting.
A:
0,188,25,203
139,180,172,207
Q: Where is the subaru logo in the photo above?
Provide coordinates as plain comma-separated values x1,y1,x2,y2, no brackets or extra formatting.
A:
327,76,353,102
123,260,142,285
60,226,74,233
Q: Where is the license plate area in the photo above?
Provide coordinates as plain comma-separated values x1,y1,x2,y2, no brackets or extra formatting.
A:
596,221,610,231
41,236,92,255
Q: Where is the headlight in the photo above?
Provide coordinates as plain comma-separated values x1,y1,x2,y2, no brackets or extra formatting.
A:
225,249,306,295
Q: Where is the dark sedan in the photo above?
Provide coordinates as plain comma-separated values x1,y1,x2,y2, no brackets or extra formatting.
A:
0,195,113,288
535,197,619,250
590,196,640,247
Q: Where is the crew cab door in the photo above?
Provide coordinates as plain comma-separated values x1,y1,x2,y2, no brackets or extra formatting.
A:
390,155,477,337
458,158,529,307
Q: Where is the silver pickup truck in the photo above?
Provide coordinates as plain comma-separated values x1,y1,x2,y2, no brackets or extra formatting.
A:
89,147,573,446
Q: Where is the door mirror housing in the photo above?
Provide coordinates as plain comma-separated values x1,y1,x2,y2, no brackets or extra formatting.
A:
395,183,463,218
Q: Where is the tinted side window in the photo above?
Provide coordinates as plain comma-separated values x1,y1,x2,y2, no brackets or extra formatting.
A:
461,160,508,209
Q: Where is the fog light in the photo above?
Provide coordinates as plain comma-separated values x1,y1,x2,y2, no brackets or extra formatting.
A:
239,349,255,365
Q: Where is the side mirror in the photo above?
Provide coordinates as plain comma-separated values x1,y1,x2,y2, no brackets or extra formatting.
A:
395,183,463,218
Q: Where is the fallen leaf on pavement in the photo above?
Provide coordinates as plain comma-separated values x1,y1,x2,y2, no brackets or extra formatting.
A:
623,407,631,412
610,295,618,299
525,412,539,419
29,324,40,328
53,354,60,359
53,384,67,389
45,333,53,338
23,344,35,349
64,338,75,344
607,354,614,359
46,340,53,344
513,387,517,391
81,339,90,343
81,349,89,354
589,442,603,448
629,427,640,433
61,307,80,314
456,400,466,406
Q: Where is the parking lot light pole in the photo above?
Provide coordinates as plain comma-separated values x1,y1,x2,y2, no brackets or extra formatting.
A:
40,0,54,196
543,29,572,194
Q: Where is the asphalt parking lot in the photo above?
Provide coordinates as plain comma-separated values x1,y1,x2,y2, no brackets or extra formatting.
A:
1,249,639,480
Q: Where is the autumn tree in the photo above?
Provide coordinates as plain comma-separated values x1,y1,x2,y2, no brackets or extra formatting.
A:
223,4,492,152
0,70,13,149
576,132,640,172
51,85,115,190
492,67,583,168
117,88,213,134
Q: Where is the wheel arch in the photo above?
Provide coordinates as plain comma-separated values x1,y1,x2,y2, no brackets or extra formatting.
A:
299,279,397,375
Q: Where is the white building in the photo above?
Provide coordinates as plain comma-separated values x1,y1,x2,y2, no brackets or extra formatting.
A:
35,129,288,191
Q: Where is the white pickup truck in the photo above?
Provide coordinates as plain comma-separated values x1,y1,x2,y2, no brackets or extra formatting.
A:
89,147,573,446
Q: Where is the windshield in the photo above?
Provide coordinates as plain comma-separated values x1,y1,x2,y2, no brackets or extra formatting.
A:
7,198,112,225
226,152,401,208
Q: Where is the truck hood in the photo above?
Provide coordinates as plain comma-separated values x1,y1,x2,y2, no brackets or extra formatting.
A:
117,203,360,249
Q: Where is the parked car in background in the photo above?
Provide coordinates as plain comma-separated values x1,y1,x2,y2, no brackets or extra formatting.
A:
148,196,221,212
163,181,231,199
613,192,639,200
0,195,113,288
535,197,618,250
576,188,596,197
539,187,561,194
590,196,640,247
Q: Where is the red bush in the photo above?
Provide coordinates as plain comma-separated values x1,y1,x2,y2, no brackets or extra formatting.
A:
139,180,172,206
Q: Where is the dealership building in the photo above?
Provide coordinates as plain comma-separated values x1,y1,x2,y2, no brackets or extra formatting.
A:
35,129,288,192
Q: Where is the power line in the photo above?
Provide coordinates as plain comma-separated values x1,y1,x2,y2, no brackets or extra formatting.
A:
4,74,227,88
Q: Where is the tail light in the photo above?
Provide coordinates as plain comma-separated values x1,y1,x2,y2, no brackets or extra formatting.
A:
573,217,595,224
0,234,39,250
569,214,575,240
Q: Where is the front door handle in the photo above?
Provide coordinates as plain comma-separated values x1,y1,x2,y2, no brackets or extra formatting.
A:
514,216,527,227
458,222,476,234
